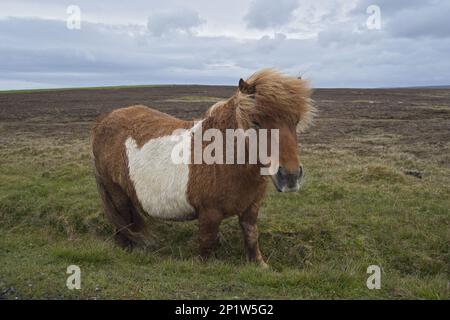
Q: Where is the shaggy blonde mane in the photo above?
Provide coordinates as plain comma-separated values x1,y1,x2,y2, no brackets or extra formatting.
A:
234,69,315,132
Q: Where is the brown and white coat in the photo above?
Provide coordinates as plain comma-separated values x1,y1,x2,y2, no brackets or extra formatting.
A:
91,69,314,266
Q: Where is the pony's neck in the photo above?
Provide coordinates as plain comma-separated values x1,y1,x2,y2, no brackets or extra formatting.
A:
202,97,239,131
200,97,266,184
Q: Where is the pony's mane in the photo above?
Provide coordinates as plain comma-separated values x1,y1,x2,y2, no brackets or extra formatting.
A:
234,69,315,132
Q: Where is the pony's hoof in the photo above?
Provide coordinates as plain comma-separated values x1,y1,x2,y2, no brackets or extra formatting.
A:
258,260,269,269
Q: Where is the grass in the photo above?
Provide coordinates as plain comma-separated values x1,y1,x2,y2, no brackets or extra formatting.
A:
0,132,448,299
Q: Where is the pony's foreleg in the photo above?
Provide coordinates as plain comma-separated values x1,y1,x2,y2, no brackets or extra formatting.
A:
198,208,223,260
239,203,268,268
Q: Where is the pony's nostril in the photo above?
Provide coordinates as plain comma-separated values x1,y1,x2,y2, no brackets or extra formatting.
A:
277,166,286,176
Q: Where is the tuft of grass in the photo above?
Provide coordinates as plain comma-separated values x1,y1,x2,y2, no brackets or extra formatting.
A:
343,163,407,184
51,245,113,265
362,164,406,183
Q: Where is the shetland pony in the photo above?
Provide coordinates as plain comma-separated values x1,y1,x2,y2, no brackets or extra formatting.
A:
92,69,314,267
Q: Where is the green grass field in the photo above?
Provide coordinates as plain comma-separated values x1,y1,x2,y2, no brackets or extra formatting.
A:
0,137,448,299
0,88,449,299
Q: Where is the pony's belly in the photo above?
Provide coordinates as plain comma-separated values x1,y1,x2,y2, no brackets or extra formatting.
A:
125,133,196,221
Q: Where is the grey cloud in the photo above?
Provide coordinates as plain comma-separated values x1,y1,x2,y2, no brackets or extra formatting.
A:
317,21,386,47
386,2,450,38
147,8,205,36
1,0,450,91
244,0,299,30
255,33,287,52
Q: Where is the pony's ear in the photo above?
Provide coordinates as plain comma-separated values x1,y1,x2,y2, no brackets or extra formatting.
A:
238,78,256,95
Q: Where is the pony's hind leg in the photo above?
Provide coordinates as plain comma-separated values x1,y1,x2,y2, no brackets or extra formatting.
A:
95,174,145,250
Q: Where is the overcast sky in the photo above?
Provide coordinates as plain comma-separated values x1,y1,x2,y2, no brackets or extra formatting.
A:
1,0,449,89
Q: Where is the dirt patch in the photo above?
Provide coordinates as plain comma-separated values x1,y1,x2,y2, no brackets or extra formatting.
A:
1,86,449,165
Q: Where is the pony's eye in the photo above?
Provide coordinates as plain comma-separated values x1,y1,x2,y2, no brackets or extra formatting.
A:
252,121,261,129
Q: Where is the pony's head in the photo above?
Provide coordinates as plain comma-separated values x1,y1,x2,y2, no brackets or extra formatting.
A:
234,69,315,192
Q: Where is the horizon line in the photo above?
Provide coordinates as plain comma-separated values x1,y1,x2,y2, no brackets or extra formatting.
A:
1,83,450,94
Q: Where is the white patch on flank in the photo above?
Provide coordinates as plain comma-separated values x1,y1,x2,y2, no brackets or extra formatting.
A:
125,122,202,220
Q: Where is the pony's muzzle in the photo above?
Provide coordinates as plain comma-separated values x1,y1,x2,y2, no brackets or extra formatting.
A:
271,165,304,192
